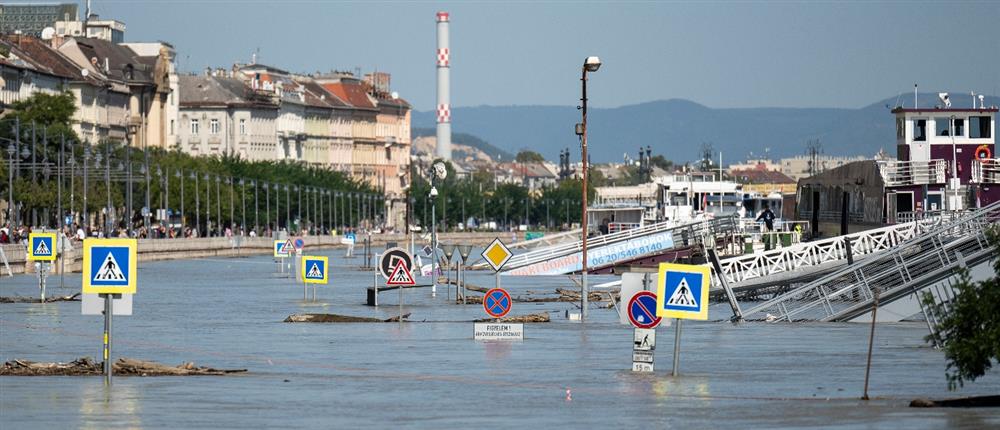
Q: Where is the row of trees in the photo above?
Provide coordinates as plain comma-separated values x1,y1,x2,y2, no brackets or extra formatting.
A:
1,92,377,236
408,162,594,231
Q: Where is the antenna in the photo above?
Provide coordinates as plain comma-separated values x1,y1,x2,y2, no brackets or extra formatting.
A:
972,91,976,108
914,84,918,108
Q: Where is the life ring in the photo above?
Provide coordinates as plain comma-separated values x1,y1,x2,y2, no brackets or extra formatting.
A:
975,144,991,161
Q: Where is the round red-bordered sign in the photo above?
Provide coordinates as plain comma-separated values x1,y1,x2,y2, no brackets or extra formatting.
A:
483,288,512,318
627,291,662,329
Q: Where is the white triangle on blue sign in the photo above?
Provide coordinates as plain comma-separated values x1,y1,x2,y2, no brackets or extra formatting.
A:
34,240,51,255
93,252,126,281
307,262,323,278
667,277,698,308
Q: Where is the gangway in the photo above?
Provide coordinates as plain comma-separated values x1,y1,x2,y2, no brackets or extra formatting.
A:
496,216,736,276
738,201,1000,322
506,229,582,250
709,211,963,294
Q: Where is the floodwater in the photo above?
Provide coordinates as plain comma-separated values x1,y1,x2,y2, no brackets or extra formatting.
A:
2,248,999,429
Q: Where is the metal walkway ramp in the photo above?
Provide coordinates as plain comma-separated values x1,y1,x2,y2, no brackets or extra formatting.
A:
737,201,1000,322
710,212,963,294
499,216,737,276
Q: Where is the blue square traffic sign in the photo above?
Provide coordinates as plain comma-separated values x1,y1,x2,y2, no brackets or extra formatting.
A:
82,239,137,294
656,263,710,320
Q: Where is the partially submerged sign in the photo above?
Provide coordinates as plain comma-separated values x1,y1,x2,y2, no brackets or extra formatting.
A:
380,247,413,279
302,256,328,284
82,239,137,295
481,238,512,272
474,323,524,341
386,260,416,286
656,263,710,321
628,291,662,329
274,239,291,258
483,288,512,318
28,232,57,261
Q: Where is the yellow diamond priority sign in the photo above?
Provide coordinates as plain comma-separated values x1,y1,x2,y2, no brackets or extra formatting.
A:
481,238,512,272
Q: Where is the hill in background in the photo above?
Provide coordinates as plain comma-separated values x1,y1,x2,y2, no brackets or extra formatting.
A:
413,93,999,163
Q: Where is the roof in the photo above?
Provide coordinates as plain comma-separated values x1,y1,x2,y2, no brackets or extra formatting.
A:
499,162,556,179
294,78,349,109
69,37,155,84
0,35,75,80
891,107,998,114
179,75,276,109
730,168,795,184
317,78,377,110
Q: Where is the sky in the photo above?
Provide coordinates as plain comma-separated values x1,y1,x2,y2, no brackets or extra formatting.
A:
48,1,1000,110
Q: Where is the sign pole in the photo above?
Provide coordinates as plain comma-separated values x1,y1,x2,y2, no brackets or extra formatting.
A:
59,237,65,289
399,276,403,324
103,293,113,384
373,271,378,307
38,262,48,301
671,318,682,377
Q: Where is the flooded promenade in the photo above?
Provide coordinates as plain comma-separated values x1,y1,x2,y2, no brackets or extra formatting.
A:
2,250,999,429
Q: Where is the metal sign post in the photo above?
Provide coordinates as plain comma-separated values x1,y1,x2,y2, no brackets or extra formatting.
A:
655,263,711,377
628,292,661,372
102,293,115,384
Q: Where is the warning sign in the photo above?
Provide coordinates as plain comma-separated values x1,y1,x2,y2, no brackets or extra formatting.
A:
27,232,57,261
386,260,415,286
274,240,290,257
301,256,328,284
82,238,137,294
656,263,710,320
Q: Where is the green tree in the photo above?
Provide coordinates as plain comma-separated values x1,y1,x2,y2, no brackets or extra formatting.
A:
515,150,546,163
923,227,1000,390
650,155,674,172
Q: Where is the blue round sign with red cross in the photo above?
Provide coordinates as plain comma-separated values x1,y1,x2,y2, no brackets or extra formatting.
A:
628,291,662,329
483,288,512,318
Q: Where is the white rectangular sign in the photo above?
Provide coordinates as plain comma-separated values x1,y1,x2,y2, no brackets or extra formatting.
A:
632,350,654,363
474,323,524,341
81,293,133,316
632,362,654,373
634,328,656,351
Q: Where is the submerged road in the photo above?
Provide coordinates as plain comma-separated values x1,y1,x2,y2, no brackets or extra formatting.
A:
1,250,998,428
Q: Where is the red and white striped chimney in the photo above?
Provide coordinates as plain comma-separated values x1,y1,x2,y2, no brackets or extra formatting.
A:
435,11,452,160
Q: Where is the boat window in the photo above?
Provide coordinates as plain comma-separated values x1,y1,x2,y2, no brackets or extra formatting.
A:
935,117,951,136
896,118,904,139
913,119,927,141
954,118,965,136
970,116,992,139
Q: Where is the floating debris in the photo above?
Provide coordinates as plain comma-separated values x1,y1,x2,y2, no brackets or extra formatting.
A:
0,357,246,376
474,312,551,323
284,313,411,323
0,293,81,304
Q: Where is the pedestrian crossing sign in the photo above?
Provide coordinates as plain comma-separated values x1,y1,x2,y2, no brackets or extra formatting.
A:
82,238,137,294
28,232,57,261
656,263,710,320
302,256,328,284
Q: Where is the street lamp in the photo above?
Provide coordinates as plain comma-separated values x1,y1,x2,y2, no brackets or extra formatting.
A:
429,185,439,295
578,55,600,320
5,143,15,226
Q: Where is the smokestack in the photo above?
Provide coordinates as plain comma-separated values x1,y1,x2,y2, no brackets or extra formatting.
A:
435,11,452,160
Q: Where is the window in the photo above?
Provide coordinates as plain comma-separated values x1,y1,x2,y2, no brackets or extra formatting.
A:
210,119,220,135
935,117,950,136
954,118,964,136
913,119,927,142
970,116,991,139
896,118,905,139
190,118,199,135
170,119,175,135
239,119,246,135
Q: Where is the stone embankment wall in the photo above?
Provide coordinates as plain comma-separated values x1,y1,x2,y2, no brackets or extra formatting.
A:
0,231,523,275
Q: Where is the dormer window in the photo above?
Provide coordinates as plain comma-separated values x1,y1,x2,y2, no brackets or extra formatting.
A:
970,116,991,139
913,119,927,142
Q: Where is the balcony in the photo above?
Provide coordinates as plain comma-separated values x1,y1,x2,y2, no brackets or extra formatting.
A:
877,159,946,186
972,159,1000,184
